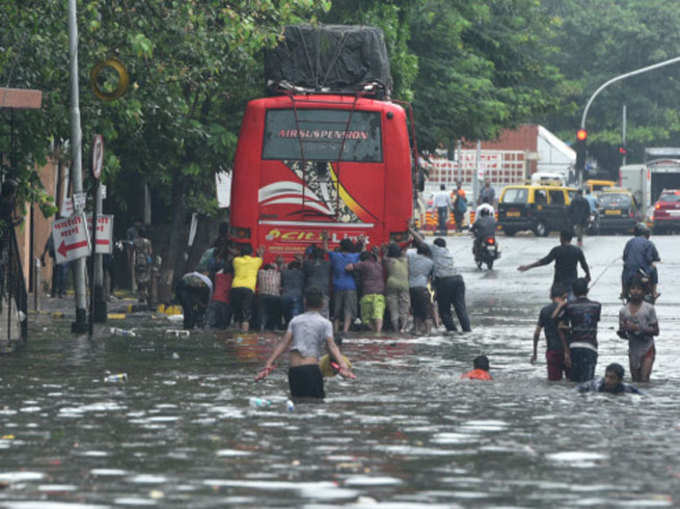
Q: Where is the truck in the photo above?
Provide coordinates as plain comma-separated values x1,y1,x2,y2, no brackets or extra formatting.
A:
619,156,680,213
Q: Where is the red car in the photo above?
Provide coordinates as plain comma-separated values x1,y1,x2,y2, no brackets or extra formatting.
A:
652,189,680,233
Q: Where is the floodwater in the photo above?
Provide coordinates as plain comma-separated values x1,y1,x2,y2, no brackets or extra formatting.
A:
1,234,679,508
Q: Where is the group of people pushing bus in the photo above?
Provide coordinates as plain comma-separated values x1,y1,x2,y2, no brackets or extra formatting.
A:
180,226,471,338
175,217,660,400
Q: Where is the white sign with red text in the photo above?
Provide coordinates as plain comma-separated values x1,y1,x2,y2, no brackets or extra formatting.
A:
53,215,91,264
86,214,114,254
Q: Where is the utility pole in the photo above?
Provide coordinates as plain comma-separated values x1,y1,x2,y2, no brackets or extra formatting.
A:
622,104,627,166
68,0,88,333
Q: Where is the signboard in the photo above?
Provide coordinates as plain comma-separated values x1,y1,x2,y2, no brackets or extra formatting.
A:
215,171,231,208
86,214,114,254
92,134,104,179
61,196,74,217
53,214,91,264
73,191,87,213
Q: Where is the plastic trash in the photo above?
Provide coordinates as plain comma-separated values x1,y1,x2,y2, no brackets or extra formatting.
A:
286,400,295,412
249,397,272,408
165,329,190,337
110,327,136,337
104,373,128,383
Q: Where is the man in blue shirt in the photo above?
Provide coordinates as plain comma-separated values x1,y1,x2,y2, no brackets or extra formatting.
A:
621,223,659,299
324,233,363,333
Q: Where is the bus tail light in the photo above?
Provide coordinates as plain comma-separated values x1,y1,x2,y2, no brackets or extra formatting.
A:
230,226,251,239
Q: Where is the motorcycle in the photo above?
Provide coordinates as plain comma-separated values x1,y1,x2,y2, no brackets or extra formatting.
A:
621,267,657,304
474,236,500,270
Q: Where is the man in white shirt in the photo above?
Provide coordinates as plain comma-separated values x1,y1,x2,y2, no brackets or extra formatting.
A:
433,184,453,236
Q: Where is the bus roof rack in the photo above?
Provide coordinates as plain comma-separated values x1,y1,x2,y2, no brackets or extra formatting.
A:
265,24,392,99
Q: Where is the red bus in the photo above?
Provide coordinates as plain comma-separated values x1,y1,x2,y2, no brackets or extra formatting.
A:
230,93,414,260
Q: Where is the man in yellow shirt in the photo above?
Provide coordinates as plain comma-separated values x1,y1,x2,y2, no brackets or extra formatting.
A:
231,243,265,331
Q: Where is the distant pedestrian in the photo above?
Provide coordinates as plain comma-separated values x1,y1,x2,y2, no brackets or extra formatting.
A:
451,181,467,232
281,258,304,327
461,355,493,380
255,288,355,399
478,178,495,206
432,184,453,236
257,263,282,331
176,270,213,330
568,189,590,247
325,233,363,333
206,250,233,329
231,244,264,332
556,278,601,382
518,229,591,294
617,276,659,382
383,243,410,333
407,242,435,335
346,251,385,333
409,227,471,332
578,363,641,394
531,284,568,380
133,226,153,304
302,245,331,318
41,230,69,298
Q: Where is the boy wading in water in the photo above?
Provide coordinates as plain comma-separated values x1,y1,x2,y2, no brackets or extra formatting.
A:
255,288,355,399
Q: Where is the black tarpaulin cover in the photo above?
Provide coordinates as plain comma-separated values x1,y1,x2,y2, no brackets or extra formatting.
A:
264,24,392,96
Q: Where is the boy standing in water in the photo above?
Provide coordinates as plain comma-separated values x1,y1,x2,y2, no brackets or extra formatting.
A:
617,276,659,382
255,288,355,399
532,284,568,380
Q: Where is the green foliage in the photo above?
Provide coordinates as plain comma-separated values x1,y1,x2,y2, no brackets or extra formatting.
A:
408,0,565,150
0,0,327,230
542,0,680,173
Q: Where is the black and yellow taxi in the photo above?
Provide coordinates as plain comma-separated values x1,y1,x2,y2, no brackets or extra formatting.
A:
498,184,572,237
597,187,640,233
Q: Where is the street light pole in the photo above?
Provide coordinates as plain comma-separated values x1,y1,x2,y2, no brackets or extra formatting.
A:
581,55,680,130
68,0,88,333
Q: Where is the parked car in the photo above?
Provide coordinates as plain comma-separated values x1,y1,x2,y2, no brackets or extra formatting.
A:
652,189,680,233
584,179,616,195
498,185,572,237
597,188,640,234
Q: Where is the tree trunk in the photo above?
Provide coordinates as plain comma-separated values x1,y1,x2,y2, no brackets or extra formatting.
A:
157,178,186,304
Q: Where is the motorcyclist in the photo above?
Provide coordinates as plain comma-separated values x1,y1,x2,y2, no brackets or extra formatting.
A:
471,207,496,259
621,223,659,299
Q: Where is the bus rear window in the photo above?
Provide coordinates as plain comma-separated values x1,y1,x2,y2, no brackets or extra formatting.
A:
262,109,382,162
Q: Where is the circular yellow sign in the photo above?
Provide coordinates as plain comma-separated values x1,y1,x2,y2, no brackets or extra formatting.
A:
90,58,129,101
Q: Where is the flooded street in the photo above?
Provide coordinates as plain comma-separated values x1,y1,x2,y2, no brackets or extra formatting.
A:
1,234,680,508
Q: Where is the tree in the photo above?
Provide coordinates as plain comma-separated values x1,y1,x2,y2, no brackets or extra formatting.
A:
0,0,329,300
408,0,566,151
541,0,680,174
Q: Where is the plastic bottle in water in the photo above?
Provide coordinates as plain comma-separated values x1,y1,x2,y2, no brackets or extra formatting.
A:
165,329,190,337
249,397,272,408
286,399,295,412
104,373,128,383
110,327,136,337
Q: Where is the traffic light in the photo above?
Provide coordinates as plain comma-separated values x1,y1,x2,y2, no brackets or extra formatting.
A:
618,146,627,156
575,129,587,175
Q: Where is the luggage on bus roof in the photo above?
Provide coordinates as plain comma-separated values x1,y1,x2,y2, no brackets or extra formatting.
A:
264,24,392,97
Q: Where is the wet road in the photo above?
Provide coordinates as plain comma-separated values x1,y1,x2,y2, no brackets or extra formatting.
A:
1,233,679,508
